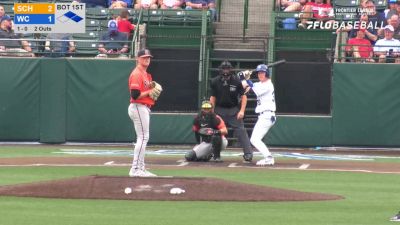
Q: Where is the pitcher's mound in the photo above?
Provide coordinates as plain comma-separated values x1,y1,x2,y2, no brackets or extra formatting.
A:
0,175,343,202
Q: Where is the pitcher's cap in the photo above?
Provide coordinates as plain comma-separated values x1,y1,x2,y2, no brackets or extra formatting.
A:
137,49,153,58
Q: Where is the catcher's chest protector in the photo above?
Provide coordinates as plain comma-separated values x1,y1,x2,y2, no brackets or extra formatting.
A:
198,113,219,129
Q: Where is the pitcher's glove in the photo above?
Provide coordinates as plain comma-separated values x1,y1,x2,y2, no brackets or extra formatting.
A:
198,128,220,136
149,81,163,101
237,70,252,80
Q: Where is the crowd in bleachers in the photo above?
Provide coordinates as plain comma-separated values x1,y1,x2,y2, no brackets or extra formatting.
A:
0,0,216,58
276,0,400,63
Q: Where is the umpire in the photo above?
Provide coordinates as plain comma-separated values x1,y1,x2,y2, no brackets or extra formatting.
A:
209,60,253,162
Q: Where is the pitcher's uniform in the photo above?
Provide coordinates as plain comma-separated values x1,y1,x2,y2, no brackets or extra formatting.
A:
128,67,154,174
250,79,276,160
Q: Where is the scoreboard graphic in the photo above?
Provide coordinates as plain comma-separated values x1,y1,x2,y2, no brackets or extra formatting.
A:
14,3,85,33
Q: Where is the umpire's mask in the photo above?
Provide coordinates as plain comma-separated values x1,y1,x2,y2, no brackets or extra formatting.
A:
219,60,233,79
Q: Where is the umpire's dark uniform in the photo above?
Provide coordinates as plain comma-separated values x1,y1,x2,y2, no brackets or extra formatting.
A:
209,72,253,160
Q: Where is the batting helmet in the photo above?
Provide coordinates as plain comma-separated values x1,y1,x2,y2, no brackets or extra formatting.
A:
256,64,269,77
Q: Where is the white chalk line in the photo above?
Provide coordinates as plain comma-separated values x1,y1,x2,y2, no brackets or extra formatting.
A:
1,163,400,174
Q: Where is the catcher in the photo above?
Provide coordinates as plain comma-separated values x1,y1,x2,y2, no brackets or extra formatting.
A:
185,100,228,162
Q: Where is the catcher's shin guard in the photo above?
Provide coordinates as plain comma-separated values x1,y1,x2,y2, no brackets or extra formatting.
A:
211,135,222,158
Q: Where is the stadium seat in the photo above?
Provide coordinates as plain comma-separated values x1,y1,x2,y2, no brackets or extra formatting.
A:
72,31,99,57
109,8,134,18
28,0,54,2
2,5,14,15
375,0,387,10
1,0,17,6
142,9,163,25
334,0,360,7
86,8,109,20
74,40,99,57
184,10,205,26
86,19,101,31
160,10,185,26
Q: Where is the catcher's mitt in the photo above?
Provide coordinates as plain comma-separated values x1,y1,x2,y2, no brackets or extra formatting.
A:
149,81,163,100
198,128,220,136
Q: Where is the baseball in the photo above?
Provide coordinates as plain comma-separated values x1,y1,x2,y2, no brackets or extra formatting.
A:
124,187,132,194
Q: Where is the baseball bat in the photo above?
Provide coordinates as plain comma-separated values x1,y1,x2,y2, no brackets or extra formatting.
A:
267,59,286,67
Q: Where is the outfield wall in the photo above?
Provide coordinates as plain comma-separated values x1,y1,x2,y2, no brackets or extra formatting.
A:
0,59,399,146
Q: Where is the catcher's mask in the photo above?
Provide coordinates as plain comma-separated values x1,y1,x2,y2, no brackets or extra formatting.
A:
256,64,269,77
219,60,233,78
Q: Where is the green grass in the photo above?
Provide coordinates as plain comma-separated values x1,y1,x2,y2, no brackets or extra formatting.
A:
0,166,400,225
1,146,400,225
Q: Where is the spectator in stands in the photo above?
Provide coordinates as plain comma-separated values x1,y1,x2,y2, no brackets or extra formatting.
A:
385,1,399,19
158,0,184,9
373,24,400,63
97,20,129,58
108,0,133,9
298,0,334,29
348,13,379,44
0,5,6,20
117,9,135,38
277,0,310,12
78,0,107,8
134,0,158,9
360,0,386,27
345,28,375,62
0,16,34,57
44,33,75,58
378,14,400,38
335,14,378,62
185,0,216,21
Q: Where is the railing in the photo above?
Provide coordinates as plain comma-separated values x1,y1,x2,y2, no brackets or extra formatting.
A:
0,38,135,58
131,8,143,57
242,0,249,40
198,10,210,107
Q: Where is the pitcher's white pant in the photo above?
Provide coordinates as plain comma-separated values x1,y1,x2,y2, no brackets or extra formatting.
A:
128,103,150,171
250,111,276,158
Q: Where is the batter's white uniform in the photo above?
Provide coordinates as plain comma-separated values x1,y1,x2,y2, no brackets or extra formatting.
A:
249,79,276,159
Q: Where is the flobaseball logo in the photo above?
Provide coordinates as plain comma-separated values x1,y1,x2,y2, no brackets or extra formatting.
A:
306,21,384,30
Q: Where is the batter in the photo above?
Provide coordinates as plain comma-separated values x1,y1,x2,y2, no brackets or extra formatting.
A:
239,64,276,166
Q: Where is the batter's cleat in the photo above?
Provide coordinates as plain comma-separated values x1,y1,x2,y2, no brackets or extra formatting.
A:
243,153,253,163
212,157,223,163
390,211,400,222
256,156,275,166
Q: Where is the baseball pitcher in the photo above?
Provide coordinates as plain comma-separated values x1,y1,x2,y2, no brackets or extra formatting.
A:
128,49,163,177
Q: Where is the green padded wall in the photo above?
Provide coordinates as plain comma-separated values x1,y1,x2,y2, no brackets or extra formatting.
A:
150,114,195,144
40,59,67,143
66,59,135,142
269,115,332,146
1,59,400,146
0,58,40,141
332,63,400,146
